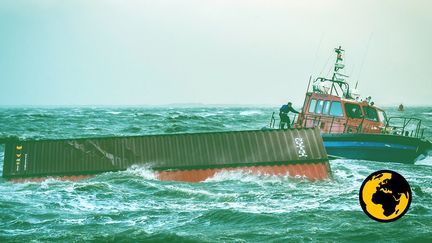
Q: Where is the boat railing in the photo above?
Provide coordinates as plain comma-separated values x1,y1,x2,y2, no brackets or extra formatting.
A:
313,77,352,99
268,112,299,129
268,113,426,138
384,116,425,139
269,112,277,128
269,113,347,133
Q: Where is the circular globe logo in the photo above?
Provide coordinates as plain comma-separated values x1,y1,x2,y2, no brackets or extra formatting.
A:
359,170,412,222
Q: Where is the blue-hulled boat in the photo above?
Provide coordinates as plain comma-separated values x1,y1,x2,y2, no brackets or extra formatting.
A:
322,133,431,163
270,46,432,163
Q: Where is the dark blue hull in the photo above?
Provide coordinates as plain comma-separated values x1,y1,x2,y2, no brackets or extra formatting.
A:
322,133,432,164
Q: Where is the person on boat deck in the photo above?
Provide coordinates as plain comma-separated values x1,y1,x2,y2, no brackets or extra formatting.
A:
279,102,299,129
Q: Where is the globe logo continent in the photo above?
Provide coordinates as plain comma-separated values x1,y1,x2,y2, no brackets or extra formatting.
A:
359,170,412,222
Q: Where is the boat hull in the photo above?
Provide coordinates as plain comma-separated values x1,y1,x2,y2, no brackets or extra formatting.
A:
322,133,432,163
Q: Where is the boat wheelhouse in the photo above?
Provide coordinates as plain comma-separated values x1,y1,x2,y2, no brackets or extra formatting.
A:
297,93,387,135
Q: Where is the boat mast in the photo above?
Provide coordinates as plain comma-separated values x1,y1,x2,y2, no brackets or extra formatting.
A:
330,46,350,98
332,46,345,81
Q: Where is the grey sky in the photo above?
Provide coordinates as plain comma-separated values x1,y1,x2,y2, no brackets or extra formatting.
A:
0,0,431,106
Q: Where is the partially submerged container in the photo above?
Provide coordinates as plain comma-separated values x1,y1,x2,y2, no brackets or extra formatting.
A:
1,127,331,182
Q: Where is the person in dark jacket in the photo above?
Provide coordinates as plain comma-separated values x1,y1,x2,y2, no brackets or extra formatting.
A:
279,102,299,129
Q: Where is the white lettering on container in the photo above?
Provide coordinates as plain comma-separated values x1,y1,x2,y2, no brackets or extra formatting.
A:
295,137,308,158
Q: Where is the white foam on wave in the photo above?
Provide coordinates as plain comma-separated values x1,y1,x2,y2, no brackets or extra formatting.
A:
29,177,74,189
164,184,239,200
216,201,294,214
330,159,373,179
198,112,217,117
105,111,122,115
422,187,432,195
239,110,263,116
188,187,334,214
204,169,293,184
76,195,97,210
169,114,180,119
415,154,432,166
125,165,158,180
58,181,145,213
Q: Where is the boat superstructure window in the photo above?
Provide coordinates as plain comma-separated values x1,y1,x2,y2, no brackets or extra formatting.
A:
345,103,362,119
308,99,317,113
315,100,324,114
363,106,378,122
377,110,387,123
329,101,343,117
323,101,331,115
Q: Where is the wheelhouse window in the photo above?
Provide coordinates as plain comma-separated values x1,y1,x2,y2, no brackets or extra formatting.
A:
315,100,324,114
377,110,387,123
344,103,362,119
308,99,317,113
329,101,343,117
363,106,378,122
323,100,331,115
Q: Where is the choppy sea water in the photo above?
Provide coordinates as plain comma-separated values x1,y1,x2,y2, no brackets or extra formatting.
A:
0,106,431,242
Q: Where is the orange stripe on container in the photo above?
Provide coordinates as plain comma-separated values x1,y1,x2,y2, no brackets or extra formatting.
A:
308,164,318,180
310,164,321,180
10,162,331,183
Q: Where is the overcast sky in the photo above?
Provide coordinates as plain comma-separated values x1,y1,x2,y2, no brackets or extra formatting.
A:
0,0,431,106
